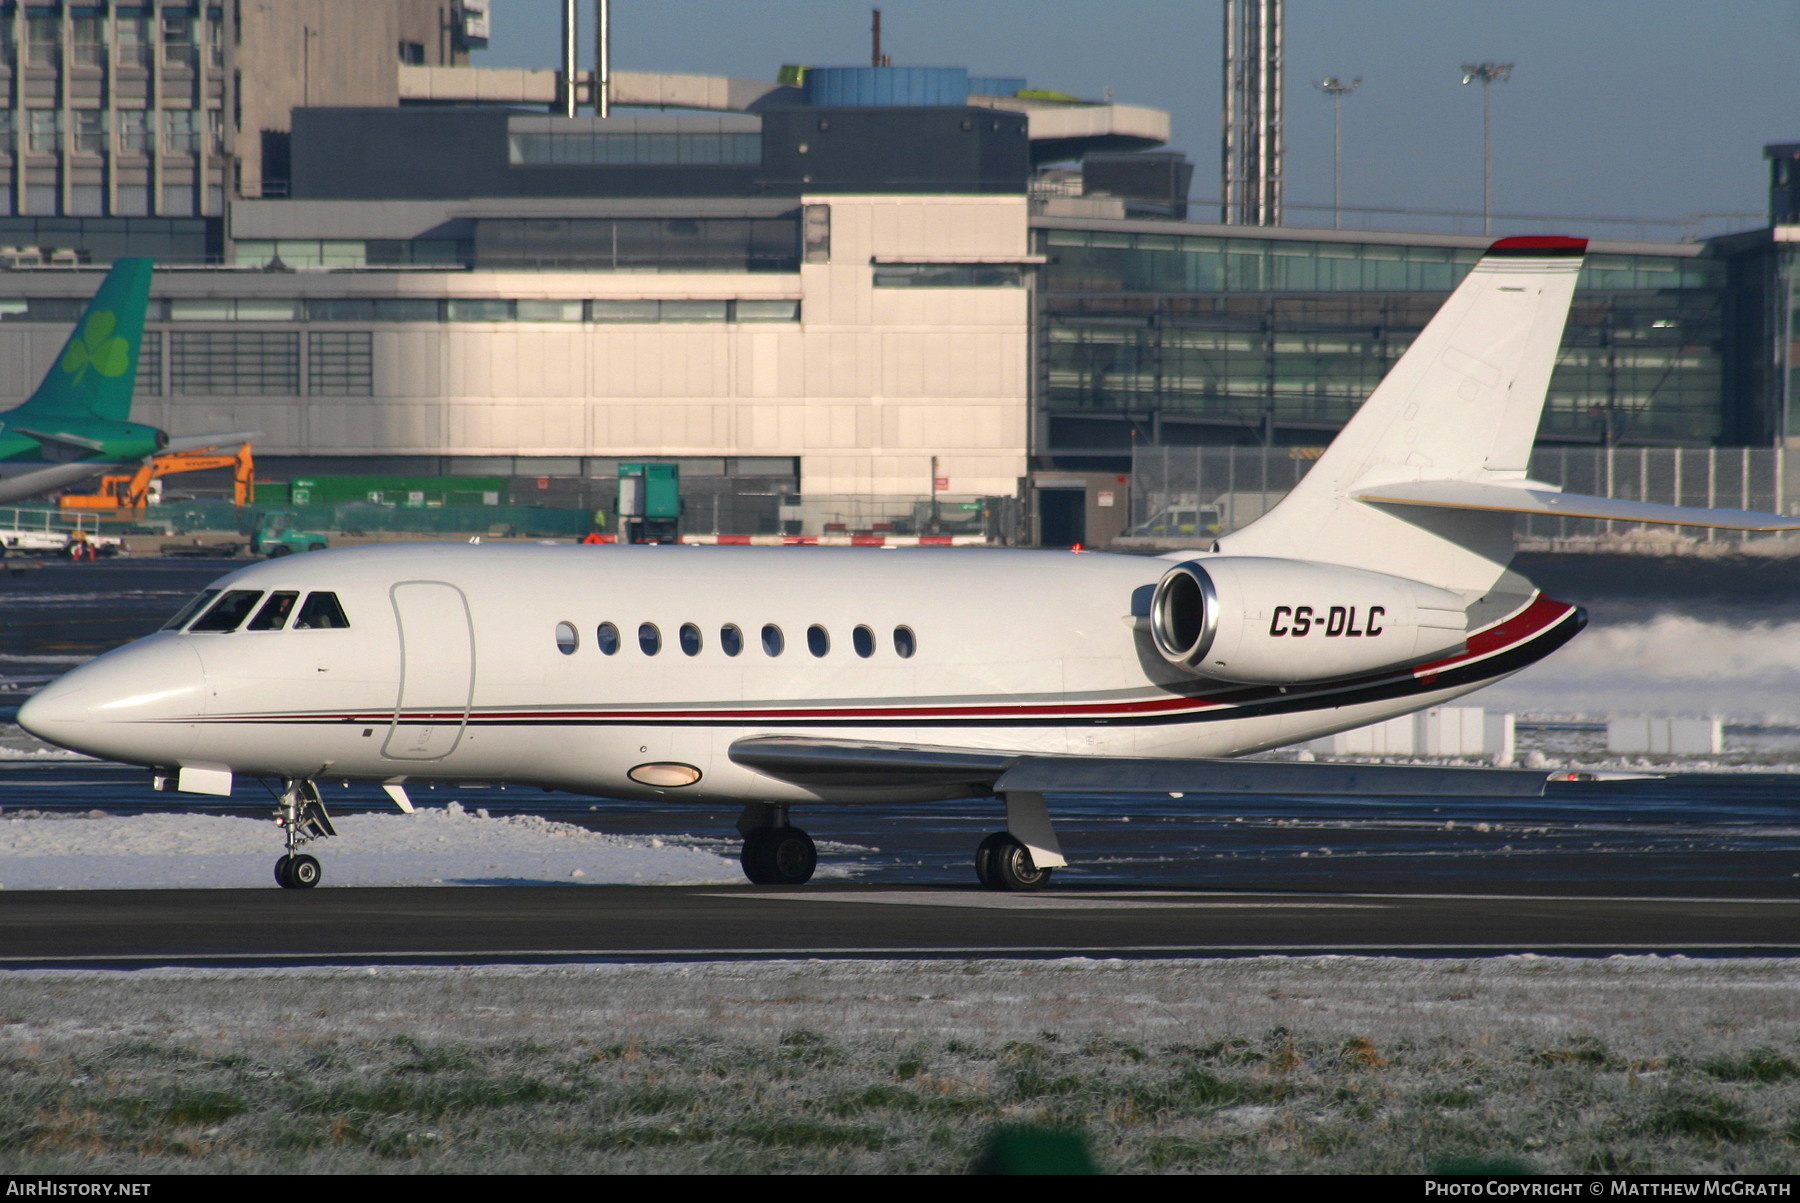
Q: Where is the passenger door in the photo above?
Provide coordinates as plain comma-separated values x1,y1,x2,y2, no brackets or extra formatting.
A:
384,580,474,761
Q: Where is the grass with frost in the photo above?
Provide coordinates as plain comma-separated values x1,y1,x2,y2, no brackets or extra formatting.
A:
0,957,1796,1173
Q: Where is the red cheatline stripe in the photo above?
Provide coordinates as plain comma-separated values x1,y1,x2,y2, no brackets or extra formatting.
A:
716,535,752,545
850,535,886,546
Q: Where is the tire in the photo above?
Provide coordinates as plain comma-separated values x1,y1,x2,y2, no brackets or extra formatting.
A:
306,543,326,552
741,826,817,885
266,545,292,558
288,854,322,889
274,855,294,888
981,834,1052,892
974,831,1011,889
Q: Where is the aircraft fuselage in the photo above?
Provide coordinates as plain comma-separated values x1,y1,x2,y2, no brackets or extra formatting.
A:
19,543,1580,807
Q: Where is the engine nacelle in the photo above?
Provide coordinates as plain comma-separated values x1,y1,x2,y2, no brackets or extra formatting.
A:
1149,556,1470,685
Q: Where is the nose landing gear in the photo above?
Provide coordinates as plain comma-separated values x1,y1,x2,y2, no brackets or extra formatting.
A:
273,779,334,889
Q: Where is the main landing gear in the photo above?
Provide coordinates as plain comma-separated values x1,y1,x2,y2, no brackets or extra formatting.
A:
974,791,1066,892
273,778,335,889
974,832,1052,891
737,802,817,885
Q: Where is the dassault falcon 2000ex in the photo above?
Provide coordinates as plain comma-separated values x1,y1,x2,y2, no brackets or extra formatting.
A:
0,257,253,504
20,237,1800,891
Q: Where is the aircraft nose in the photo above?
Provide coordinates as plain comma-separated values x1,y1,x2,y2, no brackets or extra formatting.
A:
18,636,205,763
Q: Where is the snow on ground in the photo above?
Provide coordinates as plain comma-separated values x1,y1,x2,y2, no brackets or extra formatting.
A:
0,803,761,889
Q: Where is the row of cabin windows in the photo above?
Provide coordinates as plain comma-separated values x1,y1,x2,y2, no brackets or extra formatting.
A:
164,588,350,633
554,621,916,660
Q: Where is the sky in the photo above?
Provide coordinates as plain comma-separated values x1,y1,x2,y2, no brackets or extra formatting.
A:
474,1,1799,241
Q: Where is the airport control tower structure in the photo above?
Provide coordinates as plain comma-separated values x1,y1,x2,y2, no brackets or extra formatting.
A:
1222,0,1284,226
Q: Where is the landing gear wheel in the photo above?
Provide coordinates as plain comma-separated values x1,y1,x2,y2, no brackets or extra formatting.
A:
740,826,817,885
975,832,1052,892
275,854,321,889
974,831,1009,889
288,854,321,889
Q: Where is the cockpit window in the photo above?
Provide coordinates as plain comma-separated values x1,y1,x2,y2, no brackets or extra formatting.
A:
247,591,299,631
162,589,219,631
294,592,350,629
188,590,265,633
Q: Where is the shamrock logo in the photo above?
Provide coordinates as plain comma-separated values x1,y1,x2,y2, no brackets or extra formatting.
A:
60,310,132,385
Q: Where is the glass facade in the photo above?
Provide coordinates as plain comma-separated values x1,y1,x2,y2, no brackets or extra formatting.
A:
1039,225,1731,449
0,294,801,326
508,130,760,168
472,217,800,273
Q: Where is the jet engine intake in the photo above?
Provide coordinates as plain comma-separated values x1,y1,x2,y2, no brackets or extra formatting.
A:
1149,557,1470,684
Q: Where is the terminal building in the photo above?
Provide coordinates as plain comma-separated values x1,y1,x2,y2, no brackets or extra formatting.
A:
0,0,1794,543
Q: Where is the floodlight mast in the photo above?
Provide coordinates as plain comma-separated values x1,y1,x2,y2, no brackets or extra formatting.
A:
1460,61,1513,235
1313,76,1361,229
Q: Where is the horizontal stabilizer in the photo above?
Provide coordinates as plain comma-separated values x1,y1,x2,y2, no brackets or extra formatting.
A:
730,736,1571,798
10,426,109,454
1353,479,1800,532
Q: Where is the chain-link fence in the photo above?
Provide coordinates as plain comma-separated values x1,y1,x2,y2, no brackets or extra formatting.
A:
99,490,1019,543
1131,445,1795,545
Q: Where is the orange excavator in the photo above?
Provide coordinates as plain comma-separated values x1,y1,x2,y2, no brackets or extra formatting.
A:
58,442,256,512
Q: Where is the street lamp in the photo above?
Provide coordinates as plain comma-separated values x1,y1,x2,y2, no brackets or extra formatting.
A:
1313,76,1361,229
1460,61,1513,235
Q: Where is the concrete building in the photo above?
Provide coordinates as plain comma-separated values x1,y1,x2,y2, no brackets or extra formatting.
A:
1,8,1797,544
0,0,474,263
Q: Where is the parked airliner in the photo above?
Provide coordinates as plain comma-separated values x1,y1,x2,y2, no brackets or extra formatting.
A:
0,258,252,503
20,237,1800,890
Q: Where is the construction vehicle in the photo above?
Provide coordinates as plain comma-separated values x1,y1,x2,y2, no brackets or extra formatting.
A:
58,443,256,512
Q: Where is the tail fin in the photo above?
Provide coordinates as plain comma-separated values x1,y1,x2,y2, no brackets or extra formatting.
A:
1221,236,1586,595
13,257,153,423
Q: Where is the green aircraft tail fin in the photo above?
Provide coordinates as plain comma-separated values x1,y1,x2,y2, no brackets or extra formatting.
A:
14,257,153,423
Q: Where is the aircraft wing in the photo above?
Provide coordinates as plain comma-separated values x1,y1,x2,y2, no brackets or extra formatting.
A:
0,460,122,505
728,735,1580,798
163,431,260,454
1353,479,1800,532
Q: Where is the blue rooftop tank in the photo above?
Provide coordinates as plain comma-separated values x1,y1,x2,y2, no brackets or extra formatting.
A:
804,66,970,107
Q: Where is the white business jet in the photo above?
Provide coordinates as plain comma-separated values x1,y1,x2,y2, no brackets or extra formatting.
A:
20,237,1800,891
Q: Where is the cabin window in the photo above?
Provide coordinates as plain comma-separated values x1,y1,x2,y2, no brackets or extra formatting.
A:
894,625,916,658
247,591,299,631
294,592,350,629
720,624,743,657
639,622,661,655
162,589,219,630
679,623,702,656
596,622,620,655
555,622,579,655
807,624,830,657
852,625,875,658
761,624,784,656
188,590,263,632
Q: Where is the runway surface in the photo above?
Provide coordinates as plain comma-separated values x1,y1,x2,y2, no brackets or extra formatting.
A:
2,882,1796,969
